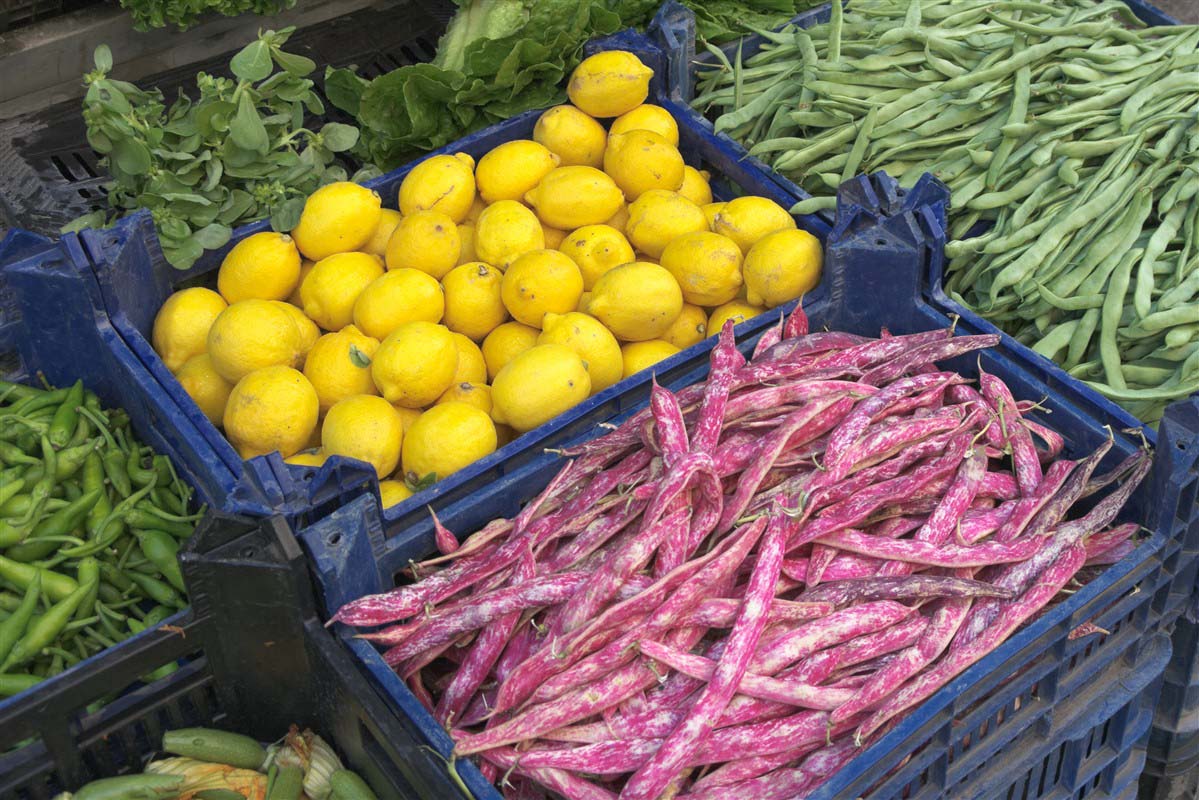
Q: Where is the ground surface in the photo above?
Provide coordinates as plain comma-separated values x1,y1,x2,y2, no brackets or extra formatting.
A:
1153,0,1197,22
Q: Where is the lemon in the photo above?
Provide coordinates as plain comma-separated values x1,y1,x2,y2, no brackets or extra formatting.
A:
621,340,680,378
662,303,708,349
524,166,625,230
458,223,477,264
482,322,540,380
660,231,743,306
175,353,233,426
604,131,685,201
538,311,623,394
300,252,384,331
291,182,382,261
560,224,636,290
384,210,461,279
533,105,608,168
402,401,497,481
542,224,569,250
224,366,319,459
152,287,228,373
626,190,708,259
398,153,476,222
288,259,315,306
438,381,492,415
322,394,405,477
609,104,679,145
567,50,653,118
605,202,630,234
709,300,765,333
476,140,560,204
285,450,327,468
577,291,592,312
372,321,459,408
678,167,713,207
442,262,508,341
474,200,545,269
588,261,683,342
446,332,488,385
303,326,380,413
501,250,584,328
353,268,445,340
702,202,726,230
270,301,320,363
464,196,487,223
378,479,413,508
393,405,423,436
743,229,824,308
206,299,303,383
713,196,797,254
217,232,301,303
495,423,517,447
491,344,591,432
362,208,404,259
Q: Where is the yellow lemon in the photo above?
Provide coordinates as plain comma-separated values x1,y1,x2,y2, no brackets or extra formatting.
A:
288,259,315,306
501,250,584,328
713,196,797,254
353,268,445,340
482,321,541,380
402,401,497,481
285,450,327,468
443,262,509,341
626,190,708,259
300,252,384,331
662,304,708,349
438,381,492,415
223,366,319,459
474,200,545,269
217,232,301,303
621,340,680,379
605,202,630,234
152,287,228,373
385,210,461,279
577,291,591,312
678,167,714,206
524,166,624,230
270,301,320,364
660,231,743,306
372,321,458,408
322,394,404,477
362,208,404,259
303,326,380,413
588,261,683,342
476,140,560,204
378,479,413,508
567,50,653,118
457,223,477,264
291,182,382,261
533,105,608,168
393,406,423,436
609,104,679,145
560,224,636,290
542,224,569,250
175,353,233,426
604,130,685,201
464,196,487,223
398,153,476,222
743,229,824,308
709,300,765,334
702,202,726,230
491,344,591,432
447,332,488,385
538,311,623,394
206,299,303,383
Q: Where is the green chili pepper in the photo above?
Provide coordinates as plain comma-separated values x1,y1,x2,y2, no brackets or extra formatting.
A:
48,380,83,449
0,592,21,612
102,450,132,497
141,605,176,627
134,530,184,592
0,380,46,403
0,477,26,511
0,575,40,667
1,571,97,671
127,448,158,487
58,485,153,558
98,562,135,594
125,508,197,538
0,673,41,696
5,489,104,562
0,441,38,467
0,556,78,602
10,438,57,527
75,558,101,621
127,572,186,609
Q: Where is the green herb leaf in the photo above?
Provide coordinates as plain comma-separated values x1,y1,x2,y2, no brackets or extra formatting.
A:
162,237,204,270
348,344,372,368
270,47,316,77
323,66,368,116
229,92,270,153
269,196,306,232
230,40,273,83
111,138,152,175
319,123,359,153
405,471,438,492
61,210,108,234
94,44,113,73
192,223,232,249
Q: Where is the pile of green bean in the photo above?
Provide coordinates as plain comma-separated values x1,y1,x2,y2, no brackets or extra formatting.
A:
0,378,202,698
694,0,1199,424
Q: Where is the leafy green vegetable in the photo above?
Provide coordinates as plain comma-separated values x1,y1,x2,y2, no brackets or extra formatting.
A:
118,0,297,32
329,0,821,170
74,28,361,270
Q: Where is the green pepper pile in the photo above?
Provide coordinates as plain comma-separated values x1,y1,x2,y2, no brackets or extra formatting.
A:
0,379,202,697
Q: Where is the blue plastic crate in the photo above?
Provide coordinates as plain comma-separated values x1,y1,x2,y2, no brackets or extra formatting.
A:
293,176,1176,800
1155,615,1199,735
74,30,833,530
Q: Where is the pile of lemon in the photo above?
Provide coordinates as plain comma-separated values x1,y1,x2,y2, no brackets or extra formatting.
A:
149,50,822,508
